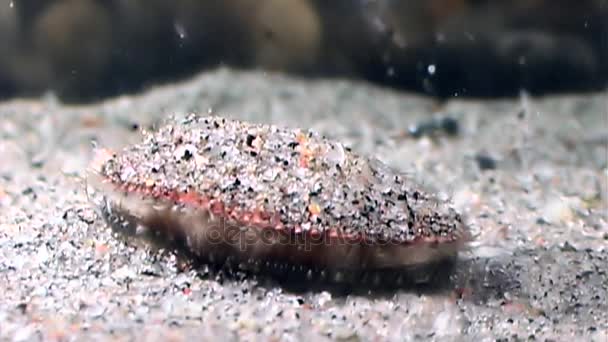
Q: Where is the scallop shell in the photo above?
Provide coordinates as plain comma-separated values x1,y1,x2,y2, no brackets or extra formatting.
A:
88,114,471,286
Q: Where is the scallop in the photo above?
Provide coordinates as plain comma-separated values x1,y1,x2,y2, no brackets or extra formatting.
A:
88,114,472,287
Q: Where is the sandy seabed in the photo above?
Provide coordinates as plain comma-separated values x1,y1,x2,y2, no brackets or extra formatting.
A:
0,68,606,341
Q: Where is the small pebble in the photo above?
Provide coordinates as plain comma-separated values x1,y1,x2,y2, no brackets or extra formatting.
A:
408,115,460,138
475,153,497,170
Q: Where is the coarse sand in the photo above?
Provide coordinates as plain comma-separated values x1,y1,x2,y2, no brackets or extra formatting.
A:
0,68,606,341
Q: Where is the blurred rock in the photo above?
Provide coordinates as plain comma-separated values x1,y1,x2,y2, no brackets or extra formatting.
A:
0,0,606,102
336,0,608,97
33,0,113,98
246,0,322,72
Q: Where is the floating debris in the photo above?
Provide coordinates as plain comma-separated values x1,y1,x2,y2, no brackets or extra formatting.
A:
88,114,471,287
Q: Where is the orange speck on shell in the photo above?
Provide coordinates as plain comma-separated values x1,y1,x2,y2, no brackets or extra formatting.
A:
144,178,155,187
95,243,109,259
308,202,321,216
298,146,315,168
296,132,307,144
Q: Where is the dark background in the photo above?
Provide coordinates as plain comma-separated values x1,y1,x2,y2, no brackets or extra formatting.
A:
1,0,607,102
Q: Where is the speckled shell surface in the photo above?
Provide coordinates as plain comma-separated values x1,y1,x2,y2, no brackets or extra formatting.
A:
96,115,468,246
